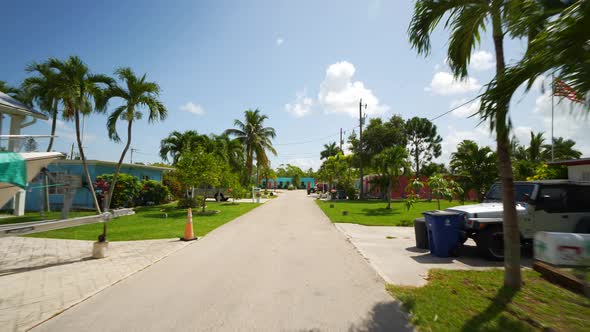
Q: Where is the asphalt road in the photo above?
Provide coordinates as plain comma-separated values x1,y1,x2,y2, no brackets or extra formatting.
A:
35,191,410,332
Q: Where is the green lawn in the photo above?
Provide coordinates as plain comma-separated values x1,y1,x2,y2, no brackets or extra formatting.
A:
387,269,590,332
26,202,260,241
315,199,473,226
0,211,96,225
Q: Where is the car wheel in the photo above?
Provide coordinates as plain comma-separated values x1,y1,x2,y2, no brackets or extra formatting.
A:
476,226,504,261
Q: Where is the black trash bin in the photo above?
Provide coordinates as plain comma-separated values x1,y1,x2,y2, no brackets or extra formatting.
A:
414,217,429,249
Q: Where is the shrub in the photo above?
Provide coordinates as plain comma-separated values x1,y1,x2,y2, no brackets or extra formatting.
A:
163,171,183,199
96,173,142,208
140,180,171,205
177,195,204,209
345,185,357,200
288,184,295,190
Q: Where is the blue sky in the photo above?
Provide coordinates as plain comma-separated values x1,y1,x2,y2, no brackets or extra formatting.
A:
1,0,588,169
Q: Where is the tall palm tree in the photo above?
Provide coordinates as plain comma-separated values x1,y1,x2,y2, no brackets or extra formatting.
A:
372,146,408,209
225,109,276,184
527,131,545,163
450,140,498,202
47,56,113,215
0,80,20,96
97,67,167,214
320,142,342,160
542,137,582,161
23,62,62,152
408,0,548,288
159,130,203,164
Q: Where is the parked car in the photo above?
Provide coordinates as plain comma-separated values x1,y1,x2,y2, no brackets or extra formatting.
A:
447,180,590,260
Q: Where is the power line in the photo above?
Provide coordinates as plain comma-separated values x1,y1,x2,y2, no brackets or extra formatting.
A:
273,125,359,146
429,95,480,122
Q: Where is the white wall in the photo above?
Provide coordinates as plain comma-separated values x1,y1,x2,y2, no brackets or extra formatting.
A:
568,165,590,182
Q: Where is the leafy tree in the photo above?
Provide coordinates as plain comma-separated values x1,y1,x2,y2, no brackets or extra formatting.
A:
542,137,582,161
175,148,222,213
97,67,167,215
428,174,463,210
348,115,407,169
405,117,442,176
450,140,498,202
528,131,545,163
140,180,171,205
527,164,567,181
372,146,409,209
47,56,112,215
23,137,38,152
160,130,205,164
404,178,425,211
96,173,142,208
320,142,342,160
225,109,276,185
0,80,20,96
409,0,552,288
420,162,448,177
275,164,304,178
292,174,301,189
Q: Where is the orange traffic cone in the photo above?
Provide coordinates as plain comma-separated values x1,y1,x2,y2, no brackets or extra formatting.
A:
181,208,196,241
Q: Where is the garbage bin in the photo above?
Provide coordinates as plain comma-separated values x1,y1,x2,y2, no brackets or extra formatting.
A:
423,211,463,257
414,217,429,249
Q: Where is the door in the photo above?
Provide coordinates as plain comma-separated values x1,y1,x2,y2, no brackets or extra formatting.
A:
533,185,577,233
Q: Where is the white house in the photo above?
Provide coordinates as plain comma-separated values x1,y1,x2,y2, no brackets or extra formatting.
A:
548,158,590,182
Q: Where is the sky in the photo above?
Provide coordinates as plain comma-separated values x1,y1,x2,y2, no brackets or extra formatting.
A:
1,0,588,170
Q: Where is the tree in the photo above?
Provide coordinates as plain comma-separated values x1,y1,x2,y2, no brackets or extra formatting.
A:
175,148,222,213
348,115,407,168
97,67,167,219
542,137,582,161
420,162,448,177
405,117,442,176
0,80,20,96
320,142,342,160
47,56,112,215
372,146,409,209
428,174,463,210
275,164,304,178
450,140,498,202
528,131,545,163
292,174,301,189
160,130,204,164
409,0,549,288
225,109,276,185
23,137,38,152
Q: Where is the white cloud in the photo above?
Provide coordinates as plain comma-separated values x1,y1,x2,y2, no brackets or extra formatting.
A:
285,90,313,118
512,126,534,145
318,61,389,117
450,98,481,118
439,125,494,164
425,71,481,95
276,38,284,46
470,51,495,71
180,102,205,116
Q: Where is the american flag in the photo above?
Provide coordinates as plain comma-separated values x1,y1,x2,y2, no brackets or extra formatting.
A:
553,79,585,104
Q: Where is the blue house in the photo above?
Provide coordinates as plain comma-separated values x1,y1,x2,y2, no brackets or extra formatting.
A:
25,160,172,211
261,177,315,189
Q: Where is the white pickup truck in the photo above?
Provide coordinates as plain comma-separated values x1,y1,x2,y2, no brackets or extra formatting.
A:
447,180,590,260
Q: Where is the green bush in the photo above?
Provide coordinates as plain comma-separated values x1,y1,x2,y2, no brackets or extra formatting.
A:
96,173,142,208
140,180,171,205
177,195,204,209
345,185,357,200
288,184,295,190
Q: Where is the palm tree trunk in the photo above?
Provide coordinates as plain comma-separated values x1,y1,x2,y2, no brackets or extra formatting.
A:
74,110,101,214
106,119,133,211
386,176,392,209
43,102,59,213
492,7,521,289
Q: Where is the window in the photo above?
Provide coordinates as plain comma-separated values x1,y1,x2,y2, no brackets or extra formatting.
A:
536,186,567,213
142,175,150,181
566,185,590,212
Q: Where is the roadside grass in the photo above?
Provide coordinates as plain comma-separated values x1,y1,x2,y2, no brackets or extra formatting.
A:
26,201,260,241
315,199,474,226
0,211,96,225
387,269,590,332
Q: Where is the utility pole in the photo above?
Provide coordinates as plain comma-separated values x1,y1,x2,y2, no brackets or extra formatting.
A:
130,148,138,164
339,128,343,152
359,99,367,200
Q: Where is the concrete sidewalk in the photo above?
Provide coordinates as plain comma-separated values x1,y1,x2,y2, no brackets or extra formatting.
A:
34,191,411,332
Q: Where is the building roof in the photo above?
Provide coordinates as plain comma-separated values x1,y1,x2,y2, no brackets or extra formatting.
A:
546,157,590,166
0,92,48,120
56,159,174,172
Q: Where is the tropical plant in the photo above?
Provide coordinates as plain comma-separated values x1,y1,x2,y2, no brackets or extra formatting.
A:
225,109,276,185
97,67,167,215
372,146,409,209
159,130,204,164
320,142,342,160
47,56,113,216
23,137,38,152
405,117,442,176
427,174,463,210
140,180,171,205
408,0,551,289
292,173,301,189
420,162,448,177
175,148,222,212
96,173,142,208
542,137,582,161
450,140,498,202
404,178,425,211
528,131,545,163
527,164,567,181
348,115,407,168
0,80,20,96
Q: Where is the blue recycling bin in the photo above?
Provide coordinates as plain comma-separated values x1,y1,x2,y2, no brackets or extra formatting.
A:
423,211,463,258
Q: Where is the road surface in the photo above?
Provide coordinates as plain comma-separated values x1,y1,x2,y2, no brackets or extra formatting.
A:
35,191,410,331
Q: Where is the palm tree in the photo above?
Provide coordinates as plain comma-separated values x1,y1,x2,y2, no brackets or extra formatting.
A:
450,140,498,202
0,80,20,96
408,0,548,288
23,62,62,152
159,130,203,164
320,142,342,160
372,146,408,209
542,137,582,161
527,131,545,163
97,67,167,215
225,109,276,184
210,134,244,173
47,56,113,215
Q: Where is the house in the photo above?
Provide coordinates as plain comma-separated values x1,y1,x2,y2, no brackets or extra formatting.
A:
548,157,590,182
25,160,173,211
261,177,315,189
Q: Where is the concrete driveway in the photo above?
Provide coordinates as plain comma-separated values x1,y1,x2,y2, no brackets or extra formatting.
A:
336,223,532,286
34,190,411,332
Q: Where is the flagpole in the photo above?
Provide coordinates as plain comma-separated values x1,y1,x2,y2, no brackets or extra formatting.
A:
551,74,555,162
